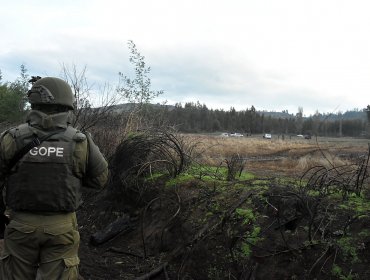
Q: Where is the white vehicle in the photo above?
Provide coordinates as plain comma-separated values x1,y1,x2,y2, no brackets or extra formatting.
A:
220,133,229,137
230,132,244,137
263,133,272,139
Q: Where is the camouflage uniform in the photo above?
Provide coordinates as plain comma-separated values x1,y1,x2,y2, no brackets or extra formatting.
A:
0,77,108,280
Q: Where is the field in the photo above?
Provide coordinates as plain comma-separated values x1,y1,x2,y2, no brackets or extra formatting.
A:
186,134,369,175
75,134,370,280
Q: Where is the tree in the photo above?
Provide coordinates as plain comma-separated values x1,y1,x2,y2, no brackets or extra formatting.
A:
366,105,370,123
61,63,119,131
116,40,164,131
365,105,370,137
117,40,163,106
295,106,304,134
312,110,321,136
0,65,29,124
60,63,124,158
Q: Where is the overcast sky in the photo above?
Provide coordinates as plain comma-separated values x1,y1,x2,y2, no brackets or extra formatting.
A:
1,0,370,116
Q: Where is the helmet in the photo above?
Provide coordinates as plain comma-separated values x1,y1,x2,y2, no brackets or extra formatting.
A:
27,77,75,109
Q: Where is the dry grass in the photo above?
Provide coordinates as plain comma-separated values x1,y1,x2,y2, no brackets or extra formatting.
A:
183,134,369,176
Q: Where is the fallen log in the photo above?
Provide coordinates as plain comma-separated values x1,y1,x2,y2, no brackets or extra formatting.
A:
106,246,143,258
90,215,133,245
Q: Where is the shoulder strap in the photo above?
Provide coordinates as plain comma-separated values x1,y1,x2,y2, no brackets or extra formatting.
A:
8,124,35,148
8,128,65,171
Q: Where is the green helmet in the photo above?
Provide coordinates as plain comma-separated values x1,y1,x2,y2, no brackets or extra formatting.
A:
27,77,75,109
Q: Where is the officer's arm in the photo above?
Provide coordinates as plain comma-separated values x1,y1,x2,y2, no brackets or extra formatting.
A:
0,132,16,223
0,132,17,183
84,134,108,189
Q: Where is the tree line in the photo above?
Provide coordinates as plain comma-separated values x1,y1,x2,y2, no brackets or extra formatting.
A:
1,69,369,138
158,102,369,137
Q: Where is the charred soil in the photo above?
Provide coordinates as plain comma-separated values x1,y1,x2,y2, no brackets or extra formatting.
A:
77,174,370,280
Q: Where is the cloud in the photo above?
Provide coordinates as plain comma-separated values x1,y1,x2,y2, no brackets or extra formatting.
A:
145,47,348,115
1,0,370,115
1,35,365,116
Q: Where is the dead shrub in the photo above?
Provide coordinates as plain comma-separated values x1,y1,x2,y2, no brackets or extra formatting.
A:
301,145,370,198
296,154,349,171
225,153,246,181
88,113,128,160
109,127,192,202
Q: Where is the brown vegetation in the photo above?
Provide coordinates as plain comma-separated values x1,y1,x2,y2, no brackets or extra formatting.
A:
186,134,368,176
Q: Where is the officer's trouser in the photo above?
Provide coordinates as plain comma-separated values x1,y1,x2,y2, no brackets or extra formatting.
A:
0,211,80,280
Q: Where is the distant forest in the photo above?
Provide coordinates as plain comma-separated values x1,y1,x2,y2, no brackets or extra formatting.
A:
1,63,369,138
143,102,370,137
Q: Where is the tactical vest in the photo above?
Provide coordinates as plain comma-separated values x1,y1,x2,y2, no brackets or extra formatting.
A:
6,124,86,212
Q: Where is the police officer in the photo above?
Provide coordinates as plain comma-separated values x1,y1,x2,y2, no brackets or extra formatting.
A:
0,77,108,279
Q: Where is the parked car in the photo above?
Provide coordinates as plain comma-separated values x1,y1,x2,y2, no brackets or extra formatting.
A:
220,132,229,137
297,134,311,139
263,133,272,139
230,132,244,137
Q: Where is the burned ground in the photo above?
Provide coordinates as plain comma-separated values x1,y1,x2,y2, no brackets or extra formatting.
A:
77,137,370,280
0,133,362,279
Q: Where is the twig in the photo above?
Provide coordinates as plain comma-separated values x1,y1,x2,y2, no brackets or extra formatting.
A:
308,244,331,277
134,262,168,280
169,191,253,260
254,241,322,258
194,191,253,241
105,247,143,258
160,191,181,249
319,252,334,275
141,197,160,258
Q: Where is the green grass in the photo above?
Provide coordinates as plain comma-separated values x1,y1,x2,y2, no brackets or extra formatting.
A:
337,193,370,215
235,208,256,225
165,173,195,187
144,172,166,182
236,208,263,258
337,236,360,264
164,164,256,188
358,229,370,238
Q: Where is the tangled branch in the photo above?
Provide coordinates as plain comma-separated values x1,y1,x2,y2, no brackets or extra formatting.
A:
300,144,370,198
110,127,191,197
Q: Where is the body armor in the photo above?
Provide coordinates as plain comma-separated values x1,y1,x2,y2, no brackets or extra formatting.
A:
5,124,85,212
